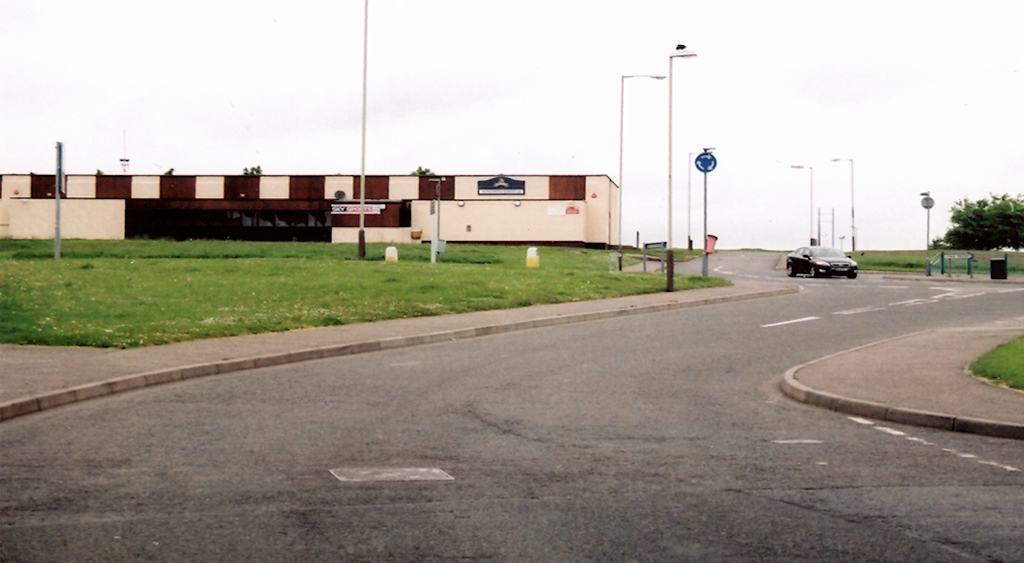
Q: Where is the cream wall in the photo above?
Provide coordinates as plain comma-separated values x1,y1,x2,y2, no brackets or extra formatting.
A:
7,199,125,239
388,176,419,200
132,176,160,199
410,199,588,243
331,227,412,244
259,176,289,199
66,176,96,199
584,176,615,245
324,176,354,200
0,176,30,238
195,177,224,199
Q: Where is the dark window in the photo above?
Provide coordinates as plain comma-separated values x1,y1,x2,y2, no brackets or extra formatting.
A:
31,175,57,198
160,176,196,199
549,176,586,200
418,176,455,200
353,176,390,200
224,176,260,199
95,175,132,199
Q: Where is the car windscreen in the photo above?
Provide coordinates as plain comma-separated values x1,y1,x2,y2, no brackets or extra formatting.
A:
813,248,845,258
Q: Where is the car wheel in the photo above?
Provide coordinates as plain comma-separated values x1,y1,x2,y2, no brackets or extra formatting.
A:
786,261,796,277
847,272,858,279
811,266,820,278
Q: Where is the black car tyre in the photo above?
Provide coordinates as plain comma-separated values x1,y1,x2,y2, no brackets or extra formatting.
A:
847,272,858,279
811,266,821,278
786,261,796,277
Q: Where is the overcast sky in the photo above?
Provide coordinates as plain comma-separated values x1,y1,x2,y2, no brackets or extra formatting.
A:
3,1,1022,250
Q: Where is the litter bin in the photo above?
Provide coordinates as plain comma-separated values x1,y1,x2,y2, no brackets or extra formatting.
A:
991,258,1008,280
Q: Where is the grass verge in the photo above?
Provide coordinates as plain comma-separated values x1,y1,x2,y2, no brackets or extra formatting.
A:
971,336,1024,391
1,239,729,348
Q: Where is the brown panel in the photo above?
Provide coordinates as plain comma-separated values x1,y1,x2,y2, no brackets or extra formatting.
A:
290,176,326,200
352,176,390,200
548,176,586,200
224,176,260,199
160,176,197,199
417,176,455,200
95,175,132,199
31,175,57,198
127,199,330,211
331,202,403,228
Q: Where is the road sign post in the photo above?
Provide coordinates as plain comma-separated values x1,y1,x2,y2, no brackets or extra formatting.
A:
695,151,716,276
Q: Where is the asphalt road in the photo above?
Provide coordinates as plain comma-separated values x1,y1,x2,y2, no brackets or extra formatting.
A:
3,252,1023,562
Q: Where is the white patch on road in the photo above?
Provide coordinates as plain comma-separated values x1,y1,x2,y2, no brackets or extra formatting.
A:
890,298,933,307
848,417,876,425
998,288,1024,294
772,439,824,444
330,468,454,482
761,317,820,328
874,427,906,436
834,306,888,315
851,420,1021,473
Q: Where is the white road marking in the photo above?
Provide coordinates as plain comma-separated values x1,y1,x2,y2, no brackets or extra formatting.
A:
890,298,933,306
999,288,1024,293
834,306,888,315
851,420,1021,473
330,468,454,482
772,439,824,444
761,316,820,328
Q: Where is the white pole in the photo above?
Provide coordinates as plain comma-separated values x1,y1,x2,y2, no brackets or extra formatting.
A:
357,0,369,260
55,142,63,259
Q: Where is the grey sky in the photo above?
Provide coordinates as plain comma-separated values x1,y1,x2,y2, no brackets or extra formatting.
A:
3,0,1022,250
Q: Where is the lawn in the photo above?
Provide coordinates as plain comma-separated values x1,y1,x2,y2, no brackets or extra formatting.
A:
971,336,1024,391
0,239,728,348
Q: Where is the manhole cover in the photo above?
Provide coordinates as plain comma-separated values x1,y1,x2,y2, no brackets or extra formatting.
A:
329,467,454,482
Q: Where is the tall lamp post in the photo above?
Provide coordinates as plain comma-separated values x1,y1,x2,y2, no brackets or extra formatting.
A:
357,0,369,260
921,191,934,275
832,158,855,251
791,165,814,245
618,74,665,271
667,44,697,292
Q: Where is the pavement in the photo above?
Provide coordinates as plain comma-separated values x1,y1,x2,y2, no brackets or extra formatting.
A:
2,275,1024,441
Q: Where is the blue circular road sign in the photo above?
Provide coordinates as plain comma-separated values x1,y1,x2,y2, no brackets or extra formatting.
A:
695,152,717,173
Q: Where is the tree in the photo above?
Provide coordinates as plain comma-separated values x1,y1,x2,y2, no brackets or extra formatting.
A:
411,166,434,176
243,166,263,176
163,168,174,176
942,193,1024,250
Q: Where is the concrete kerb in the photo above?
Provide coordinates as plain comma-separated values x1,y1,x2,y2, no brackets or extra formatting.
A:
781,334,1024,441
0,285,797,424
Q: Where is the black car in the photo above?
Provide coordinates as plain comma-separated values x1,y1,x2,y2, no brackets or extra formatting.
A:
786,246,858,278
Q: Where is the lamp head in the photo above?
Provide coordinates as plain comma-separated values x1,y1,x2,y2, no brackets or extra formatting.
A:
671,44,697,58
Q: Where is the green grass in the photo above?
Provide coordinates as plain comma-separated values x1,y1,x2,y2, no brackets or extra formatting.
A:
971,337,1024,391
0,239,729,348
850,250,1023,274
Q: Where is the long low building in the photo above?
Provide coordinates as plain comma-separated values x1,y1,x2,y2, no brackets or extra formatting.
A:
0,174,620,248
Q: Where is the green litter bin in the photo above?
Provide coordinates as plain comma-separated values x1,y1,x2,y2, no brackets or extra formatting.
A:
991,258,1008,280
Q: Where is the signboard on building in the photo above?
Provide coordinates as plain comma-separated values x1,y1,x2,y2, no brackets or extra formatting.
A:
478,176,525,195
331,204,385,214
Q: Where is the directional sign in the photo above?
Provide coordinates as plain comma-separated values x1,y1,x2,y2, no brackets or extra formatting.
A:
695,152,717,173
921,196,935,209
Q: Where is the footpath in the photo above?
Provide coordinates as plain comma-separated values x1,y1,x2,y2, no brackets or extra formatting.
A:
2,277,1023,440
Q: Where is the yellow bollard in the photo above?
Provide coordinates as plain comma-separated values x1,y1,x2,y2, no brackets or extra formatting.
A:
385,246,398,263
526,247,539,268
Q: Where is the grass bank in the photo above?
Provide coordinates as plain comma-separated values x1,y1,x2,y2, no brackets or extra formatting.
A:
971,336,1024,391
0,240,728,348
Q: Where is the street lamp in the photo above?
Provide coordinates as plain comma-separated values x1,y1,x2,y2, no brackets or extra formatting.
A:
832,158,855,251
791,165,814,245
667,44,697,292
921,191,934,275
357,0,369,260
618,74,665,271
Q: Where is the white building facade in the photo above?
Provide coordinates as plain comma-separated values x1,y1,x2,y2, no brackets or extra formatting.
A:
0,174,620,248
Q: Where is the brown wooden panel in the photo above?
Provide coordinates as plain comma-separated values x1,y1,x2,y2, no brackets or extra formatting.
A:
95,175,132,199
352,176,389,200
417,176,455,200
331,202,403,227
224,176,260,199
31,175,57,198
160,176,197,199
289,176,326,200
548,176,586,200
127,199,330,211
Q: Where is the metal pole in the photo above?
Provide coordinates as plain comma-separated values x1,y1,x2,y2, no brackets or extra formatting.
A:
357,0,369,260
849,160,856,251
701,170,708,276
666,59,675,292
618,75,625,271
55,142,62,259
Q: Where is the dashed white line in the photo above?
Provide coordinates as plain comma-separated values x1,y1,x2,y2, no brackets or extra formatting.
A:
772,439,824,444
851,419,1021,472
761,316,820,328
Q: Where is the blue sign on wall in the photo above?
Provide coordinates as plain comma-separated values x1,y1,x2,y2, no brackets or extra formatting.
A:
695,152,717,173
478,176,526,195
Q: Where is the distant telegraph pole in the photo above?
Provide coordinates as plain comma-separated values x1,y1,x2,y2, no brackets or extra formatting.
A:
55,142,63,259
